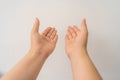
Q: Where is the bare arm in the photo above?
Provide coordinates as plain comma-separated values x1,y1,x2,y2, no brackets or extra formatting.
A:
1,18,58,80
65,19,102,80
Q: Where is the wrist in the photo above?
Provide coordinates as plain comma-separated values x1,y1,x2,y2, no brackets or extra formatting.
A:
28,48,49,60
67,48,88,60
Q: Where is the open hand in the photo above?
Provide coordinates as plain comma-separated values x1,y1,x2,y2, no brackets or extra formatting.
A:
65,19,88,57
30,18,58,57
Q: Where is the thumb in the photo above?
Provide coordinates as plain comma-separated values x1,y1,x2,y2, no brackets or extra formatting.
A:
81,18,88,32
32,17,40,33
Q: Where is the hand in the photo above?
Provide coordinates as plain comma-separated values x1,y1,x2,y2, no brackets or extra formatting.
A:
65,19,88,57
30,18,58,57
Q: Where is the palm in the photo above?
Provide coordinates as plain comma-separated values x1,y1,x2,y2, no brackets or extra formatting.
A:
65,19,88,56
31,18,58,56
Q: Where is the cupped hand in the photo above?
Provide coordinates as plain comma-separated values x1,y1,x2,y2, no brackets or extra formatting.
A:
30,18,58,57
65,19,88,57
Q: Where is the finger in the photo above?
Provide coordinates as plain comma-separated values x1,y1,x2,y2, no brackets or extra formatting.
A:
73,25,80,32
65,34,70,40
65,29,70,40
42,27,52,36
67,29,72,40
47,28,55,38
81,19,88,32
32,18,40,33
53,34,58,44
68,26,77,38
50,30,57,40
71,26,77,36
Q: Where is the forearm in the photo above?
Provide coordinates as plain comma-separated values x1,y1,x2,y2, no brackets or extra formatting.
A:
69,49,102,80
1,18,58,80
1,49,48,80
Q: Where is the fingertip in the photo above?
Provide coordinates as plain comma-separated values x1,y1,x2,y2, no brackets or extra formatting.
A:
53,27,56,31
68,26,72,29
82,18,87,26
54,28,57,33
35,17,40,25
42,27,52,36
54,34,58,43
73,25,80,32
32,17,40,33
35,17,38,21
50,29,57,40
83,18,86,22
81,18,87,30
81,18,88,33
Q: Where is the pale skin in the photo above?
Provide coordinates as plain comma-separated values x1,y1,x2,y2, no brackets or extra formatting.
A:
1,18,58,80
0,18,102,80
65,19,102,80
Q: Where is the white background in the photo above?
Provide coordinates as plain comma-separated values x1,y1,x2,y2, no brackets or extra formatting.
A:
0,0,120,80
